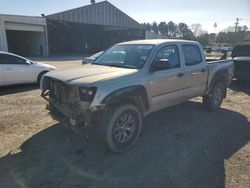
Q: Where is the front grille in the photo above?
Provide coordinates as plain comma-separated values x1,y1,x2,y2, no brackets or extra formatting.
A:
48,78,79,111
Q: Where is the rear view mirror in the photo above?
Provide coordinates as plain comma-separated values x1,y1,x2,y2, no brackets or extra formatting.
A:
151,59,171,72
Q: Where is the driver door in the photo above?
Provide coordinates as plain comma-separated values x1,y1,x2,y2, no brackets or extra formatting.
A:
1,54,36,85
147,45,185,112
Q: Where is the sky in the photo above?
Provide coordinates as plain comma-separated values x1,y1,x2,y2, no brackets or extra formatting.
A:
1,0,250,33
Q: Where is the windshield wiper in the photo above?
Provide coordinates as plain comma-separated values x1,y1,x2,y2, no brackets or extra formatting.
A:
106,63,137,69
92,62,136,69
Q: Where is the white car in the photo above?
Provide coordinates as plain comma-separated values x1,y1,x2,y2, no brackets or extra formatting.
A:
0,51,56,86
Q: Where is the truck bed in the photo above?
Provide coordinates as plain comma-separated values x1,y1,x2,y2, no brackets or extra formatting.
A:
206,59,234,89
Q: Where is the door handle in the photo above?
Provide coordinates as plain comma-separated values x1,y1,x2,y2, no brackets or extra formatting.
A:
177,72,184,78
201,68,206,73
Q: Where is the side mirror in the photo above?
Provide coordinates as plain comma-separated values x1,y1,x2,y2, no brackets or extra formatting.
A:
151,59,171,72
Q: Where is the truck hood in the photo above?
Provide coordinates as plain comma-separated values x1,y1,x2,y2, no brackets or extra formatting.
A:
44,64,138,86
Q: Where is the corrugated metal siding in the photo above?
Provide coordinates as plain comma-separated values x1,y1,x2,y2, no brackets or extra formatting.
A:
46,1,142,29
0,14,46,25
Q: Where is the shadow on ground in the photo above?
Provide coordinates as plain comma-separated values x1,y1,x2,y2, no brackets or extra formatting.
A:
230,80,250,95
0,101,250,188
0,84,39,96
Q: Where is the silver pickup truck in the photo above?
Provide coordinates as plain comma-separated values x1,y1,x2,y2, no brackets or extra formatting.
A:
41,39,234,152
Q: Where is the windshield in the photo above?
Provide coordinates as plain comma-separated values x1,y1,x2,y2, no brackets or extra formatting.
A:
93,44,154,69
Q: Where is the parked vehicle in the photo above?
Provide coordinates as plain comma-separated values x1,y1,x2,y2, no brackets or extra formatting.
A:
0,51,56,86
231,44,250,81
82,51,104,64
212,44,233,52
41,39,234,152
203,46,212,53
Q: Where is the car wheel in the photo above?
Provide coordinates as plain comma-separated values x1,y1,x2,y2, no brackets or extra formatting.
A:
203,82,225,111
101,104,142,152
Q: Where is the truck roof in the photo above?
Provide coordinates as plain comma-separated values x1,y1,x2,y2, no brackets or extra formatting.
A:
117,39,199,46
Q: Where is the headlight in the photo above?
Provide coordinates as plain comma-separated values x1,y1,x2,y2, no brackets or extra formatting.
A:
49,67,56,71
79,87,97,102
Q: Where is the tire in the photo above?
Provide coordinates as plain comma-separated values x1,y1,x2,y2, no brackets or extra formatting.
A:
37,71,48,85
100,104,142,152
203,82,225,111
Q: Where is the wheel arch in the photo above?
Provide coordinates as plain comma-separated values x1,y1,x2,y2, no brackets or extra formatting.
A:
37,70,49,83
101,85,150,116
208,69,229,97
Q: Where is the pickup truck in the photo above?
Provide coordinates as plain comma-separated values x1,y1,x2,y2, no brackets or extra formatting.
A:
41,39,234,152
231,44,250,81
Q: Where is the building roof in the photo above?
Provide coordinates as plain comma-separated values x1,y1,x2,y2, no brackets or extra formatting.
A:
46,1,142,29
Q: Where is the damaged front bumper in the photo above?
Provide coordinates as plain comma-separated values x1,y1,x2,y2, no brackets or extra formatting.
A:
41,77,105,133
46,100,90,133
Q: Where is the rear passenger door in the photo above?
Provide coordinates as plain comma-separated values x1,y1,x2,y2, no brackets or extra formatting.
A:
182,44,208,99
148,45,185,111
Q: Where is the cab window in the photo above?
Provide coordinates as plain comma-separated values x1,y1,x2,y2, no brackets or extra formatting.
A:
154,45,180,69
182,45,202,66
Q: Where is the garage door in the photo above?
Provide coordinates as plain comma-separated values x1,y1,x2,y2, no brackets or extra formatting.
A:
5,22,45,32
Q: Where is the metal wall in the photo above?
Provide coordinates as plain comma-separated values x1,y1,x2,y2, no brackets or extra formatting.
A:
46,1,142,29
0,14,48,56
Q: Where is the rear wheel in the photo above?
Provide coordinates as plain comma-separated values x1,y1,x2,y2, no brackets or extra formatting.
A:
203,82,225,111
100,104,142,152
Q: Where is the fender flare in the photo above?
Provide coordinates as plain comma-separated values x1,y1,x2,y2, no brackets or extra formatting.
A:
208,68,229,97
101,85,149,116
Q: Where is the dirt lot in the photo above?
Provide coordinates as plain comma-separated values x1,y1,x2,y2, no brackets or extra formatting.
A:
0,60,249,188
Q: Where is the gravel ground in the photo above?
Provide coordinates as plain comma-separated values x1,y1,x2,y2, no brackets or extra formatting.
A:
0,60,249,188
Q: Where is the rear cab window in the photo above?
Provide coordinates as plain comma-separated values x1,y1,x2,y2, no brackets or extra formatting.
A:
182,44,203,66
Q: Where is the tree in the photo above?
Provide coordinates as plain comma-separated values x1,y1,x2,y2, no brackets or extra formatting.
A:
158,22,168,36
182,29,195,40
190,23,204,37
167,21,178,38
152,22,158,34
222,26,235,33
197,33,210,46
242,25,249,32
178,22,189,38
144,23,152,31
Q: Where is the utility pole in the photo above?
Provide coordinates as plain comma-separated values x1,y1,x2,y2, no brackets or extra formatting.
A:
214,22,217,34
235,18,242,32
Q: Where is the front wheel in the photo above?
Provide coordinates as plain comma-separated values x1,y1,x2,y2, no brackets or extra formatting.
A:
101,104,142,152
203,82,226,111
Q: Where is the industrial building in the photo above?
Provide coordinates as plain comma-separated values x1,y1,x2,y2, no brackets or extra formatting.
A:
46,1,144,54
0,1,145,57
0,14,48,56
